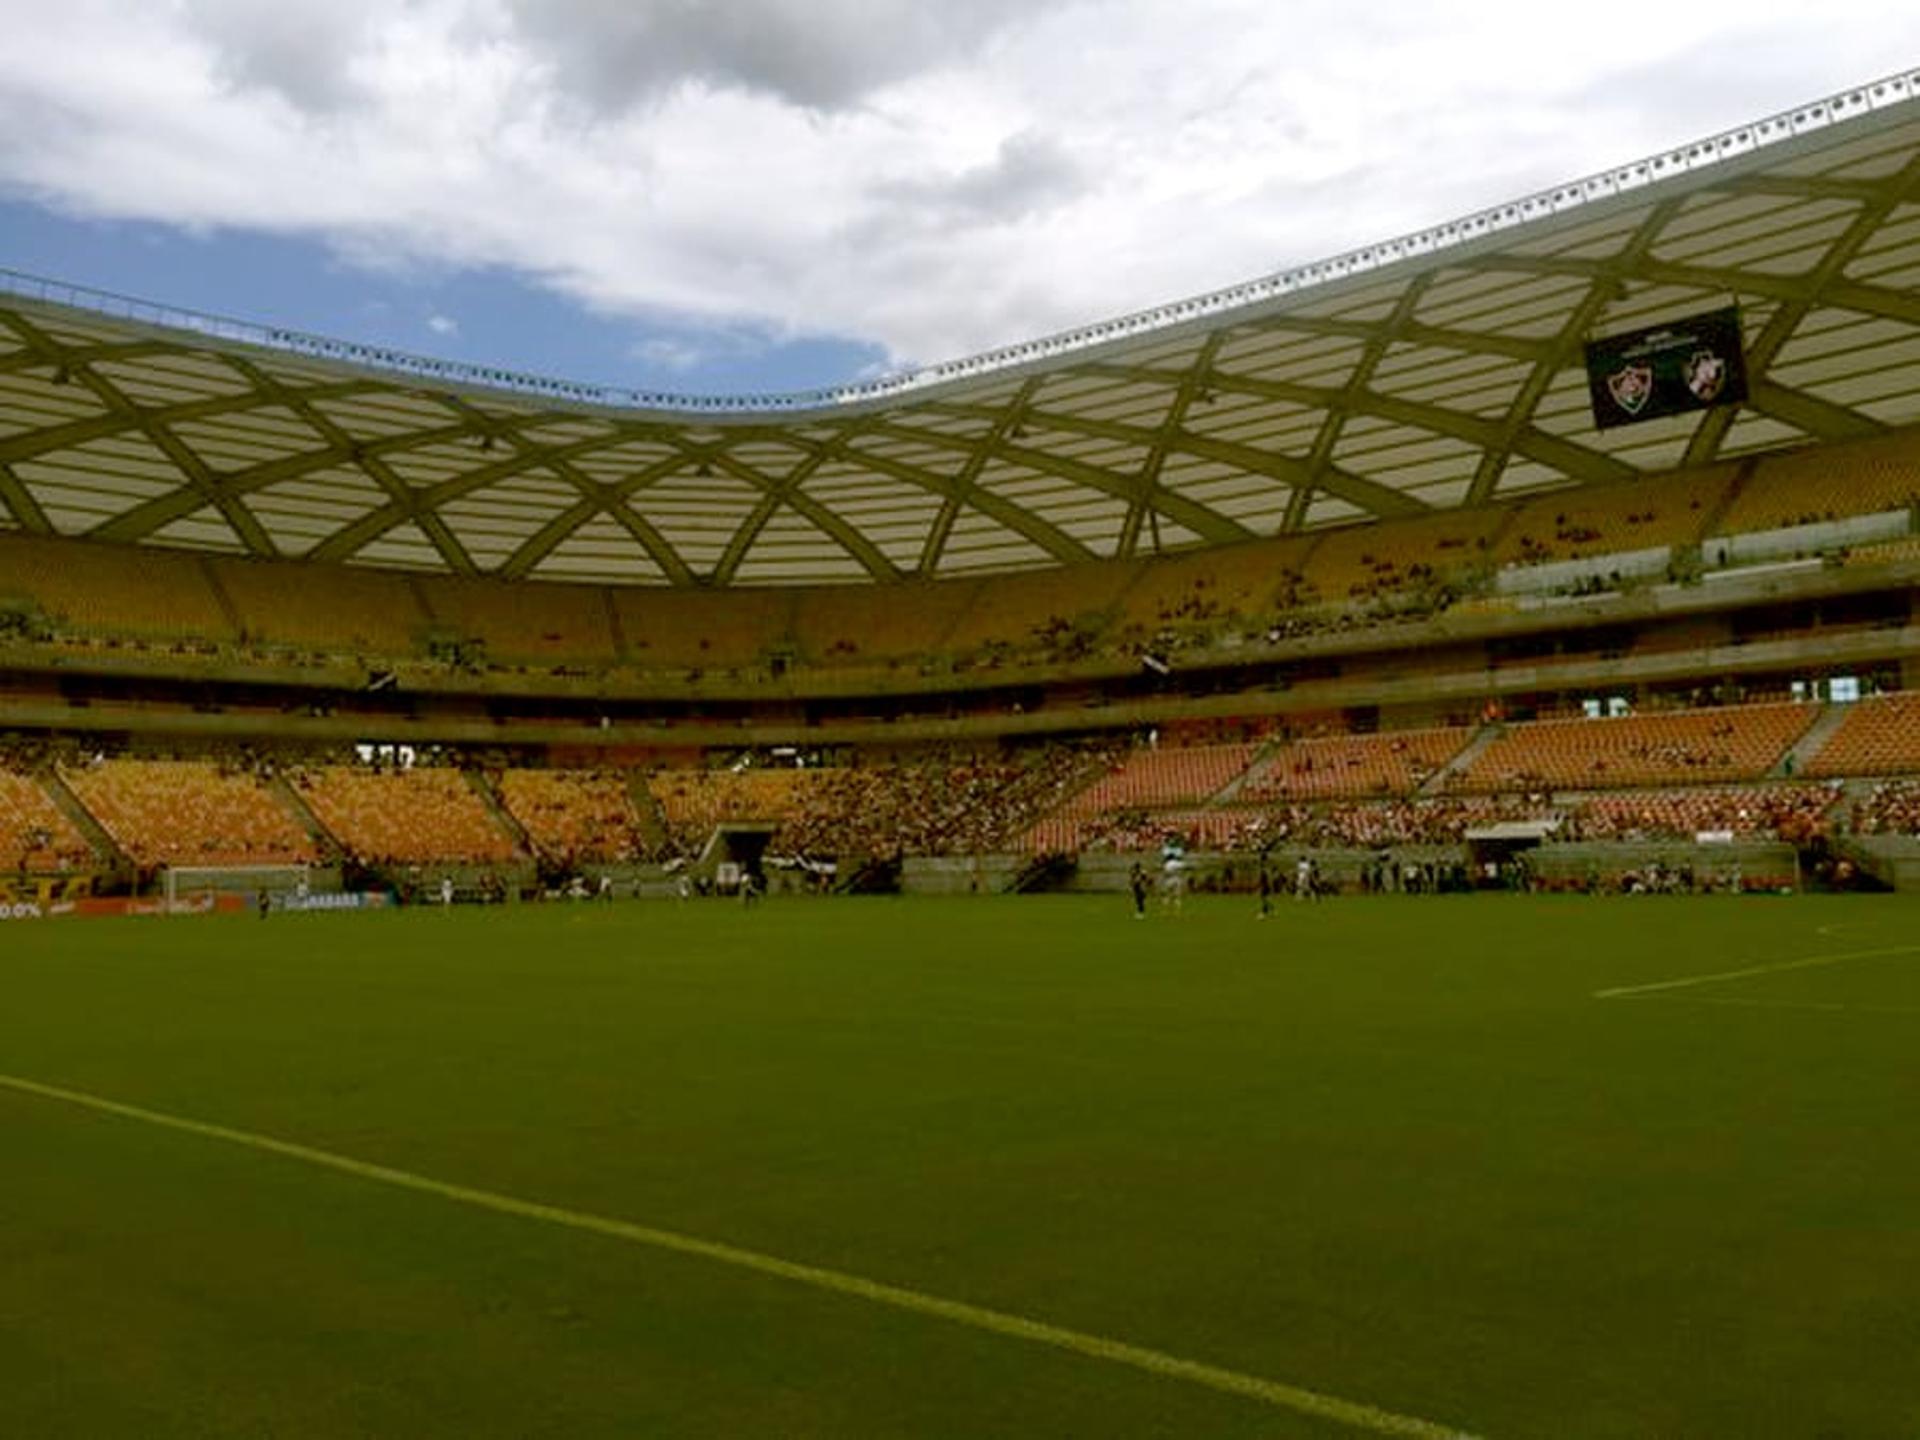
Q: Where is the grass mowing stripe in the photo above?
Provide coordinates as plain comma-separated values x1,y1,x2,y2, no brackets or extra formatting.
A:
0,1070,1485,1440
1591,944,1920,999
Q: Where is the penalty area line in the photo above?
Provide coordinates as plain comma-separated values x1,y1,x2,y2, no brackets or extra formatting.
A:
1593,944,1920,1000
0,1070,1483,1440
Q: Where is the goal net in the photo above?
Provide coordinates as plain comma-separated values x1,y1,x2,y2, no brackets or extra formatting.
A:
162,863,312,911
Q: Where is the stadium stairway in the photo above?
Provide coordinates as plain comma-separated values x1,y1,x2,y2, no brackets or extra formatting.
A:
1210,737,1284,805
1415,723,1502,797
1771,702,1847,778
39,769,126,873
463,771,533,856
625,772,671,856
269,773,342,860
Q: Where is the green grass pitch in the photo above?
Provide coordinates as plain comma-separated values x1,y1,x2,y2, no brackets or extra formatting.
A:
3,895,1917,1438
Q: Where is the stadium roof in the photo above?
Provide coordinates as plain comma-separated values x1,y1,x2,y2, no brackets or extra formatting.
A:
4,69,1920,587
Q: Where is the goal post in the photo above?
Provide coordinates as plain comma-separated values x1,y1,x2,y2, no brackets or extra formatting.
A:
162,862,312,911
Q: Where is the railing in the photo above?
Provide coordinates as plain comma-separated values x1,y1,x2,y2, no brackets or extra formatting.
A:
2,69,1916,417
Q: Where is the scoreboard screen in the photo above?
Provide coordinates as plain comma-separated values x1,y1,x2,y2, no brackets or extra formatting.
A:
1584,306,1748,430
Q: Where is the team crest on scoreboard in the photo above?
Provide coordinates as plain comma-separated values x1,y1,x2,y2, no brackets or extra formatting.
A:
1684,349,1727,402
1606,363,1654,416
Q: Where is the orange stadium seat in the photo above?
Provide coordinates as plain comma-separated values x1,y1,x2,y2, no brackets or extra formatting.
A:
1112,536,1314,637
213,556,427,655
1242,727,1471,801
417,575,617,664
496,768,651,862
296,765,516,864
0,771,92,871
1453,703,1816,792
1801,692,1920,777
1716,431,1920,536
0,534,232,640
942,562,1136,662
60,758,317,867
1062,741,1258,815
1298,509,1505,604
1494,466,1735,566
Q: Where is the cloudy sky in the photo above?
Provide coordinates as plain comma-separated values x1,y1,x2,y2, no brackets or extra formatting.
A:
1,1,1916,394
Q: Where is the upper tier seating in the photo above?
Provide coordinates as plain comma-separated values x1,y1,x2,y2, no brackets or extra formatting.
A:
1299,509,1505,603
1801,692,1920,777
1451,703,1816,792
1494,466,1735,566
60,758,316,867
0,534,231,639
213,557,427,655
417,576,617,664
495,769,651,863
1111,537,1314,638
1241,728,1471,801
942,563,1135,662
611,587,791,671
792,580,977,667
0,771,91,871
1715,430,1920,535
1063,741,1258,815
296,765,516,864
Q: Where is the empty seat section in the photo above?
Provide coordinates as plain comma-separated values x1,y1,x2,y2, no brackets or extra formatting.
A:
792,580,975,666
418,576,616,663
1494,466,1734,566
1242,728,1471,801
496,769,650,862
0,534,231,639
1802,692,1920,776
1299,510,1505,604
1063,742,1258,814
61,759,315,867
612,588,790,670
1717,431,1920,535
1114,536,1313,636
0,771,91,870
215,557,426,654
297,766,516,863
943,563,1134,659
1455,703,1816,791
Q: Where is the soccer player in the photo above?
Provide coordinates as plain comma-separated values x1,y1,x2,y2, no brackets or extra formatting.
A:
1128,862,1149,919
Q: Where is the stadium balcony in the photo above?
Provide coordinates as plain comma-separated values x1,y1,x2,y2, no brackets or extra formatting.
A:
294,764,518,865
59,757,318,868
0,534,232,641
211,556,427,657
1495,466,1736,568
416,575,618,666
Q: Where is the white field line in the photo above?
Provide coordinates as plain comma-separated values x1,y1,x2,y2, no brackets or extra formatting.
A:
0,1071,1484,1440
1622,995,1920,1016
1592,944,1920,1000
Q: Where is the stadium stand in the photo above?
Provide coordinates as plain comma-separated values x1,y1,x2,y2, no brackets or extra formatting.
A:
213,556,427,656
1847,778,1920,835
1061,741,1259,814
792,580,977,667
1298,509,1503,603
1715,431,1920,535
0,534,231,640
59,758,317,867
942,563,1135,664
294,765,517,864
648,767,815,852
0,769,91,871
1240,727,1471,801
1800,691,1920,777
611,587,791,671
1495,466,1735,567
417,576,617,664
1111,536,1314,639
1576,785,1837,842
1451,703,1818,792
495,768,652,863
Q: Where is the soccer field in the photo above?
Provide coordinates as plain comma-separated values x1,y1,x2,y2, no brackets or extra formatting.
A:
3,895,1916,1439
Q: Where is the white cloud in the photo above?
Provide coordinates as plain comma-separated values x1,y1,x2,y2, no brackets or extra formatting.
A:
426,313,459,336
1,0,1917,376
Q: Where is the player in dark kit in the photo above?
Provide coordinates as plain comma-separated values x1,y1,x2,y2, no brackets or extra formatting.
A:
1128,862,1149,919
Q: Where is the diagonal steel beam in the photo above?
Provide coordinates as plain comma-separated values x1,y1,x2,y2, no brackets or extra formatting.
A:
1121,333,1226,556
0,461,52,535
919,377,1046,575
709,449,901,582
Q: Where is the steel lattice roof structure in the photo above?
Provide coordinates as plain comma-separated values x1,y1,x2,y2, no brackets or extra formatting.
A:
4,70,1920,588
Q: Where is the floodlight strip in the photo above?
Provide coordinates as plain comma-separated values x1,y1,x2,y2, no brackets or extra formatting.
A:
1,68,1916,418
